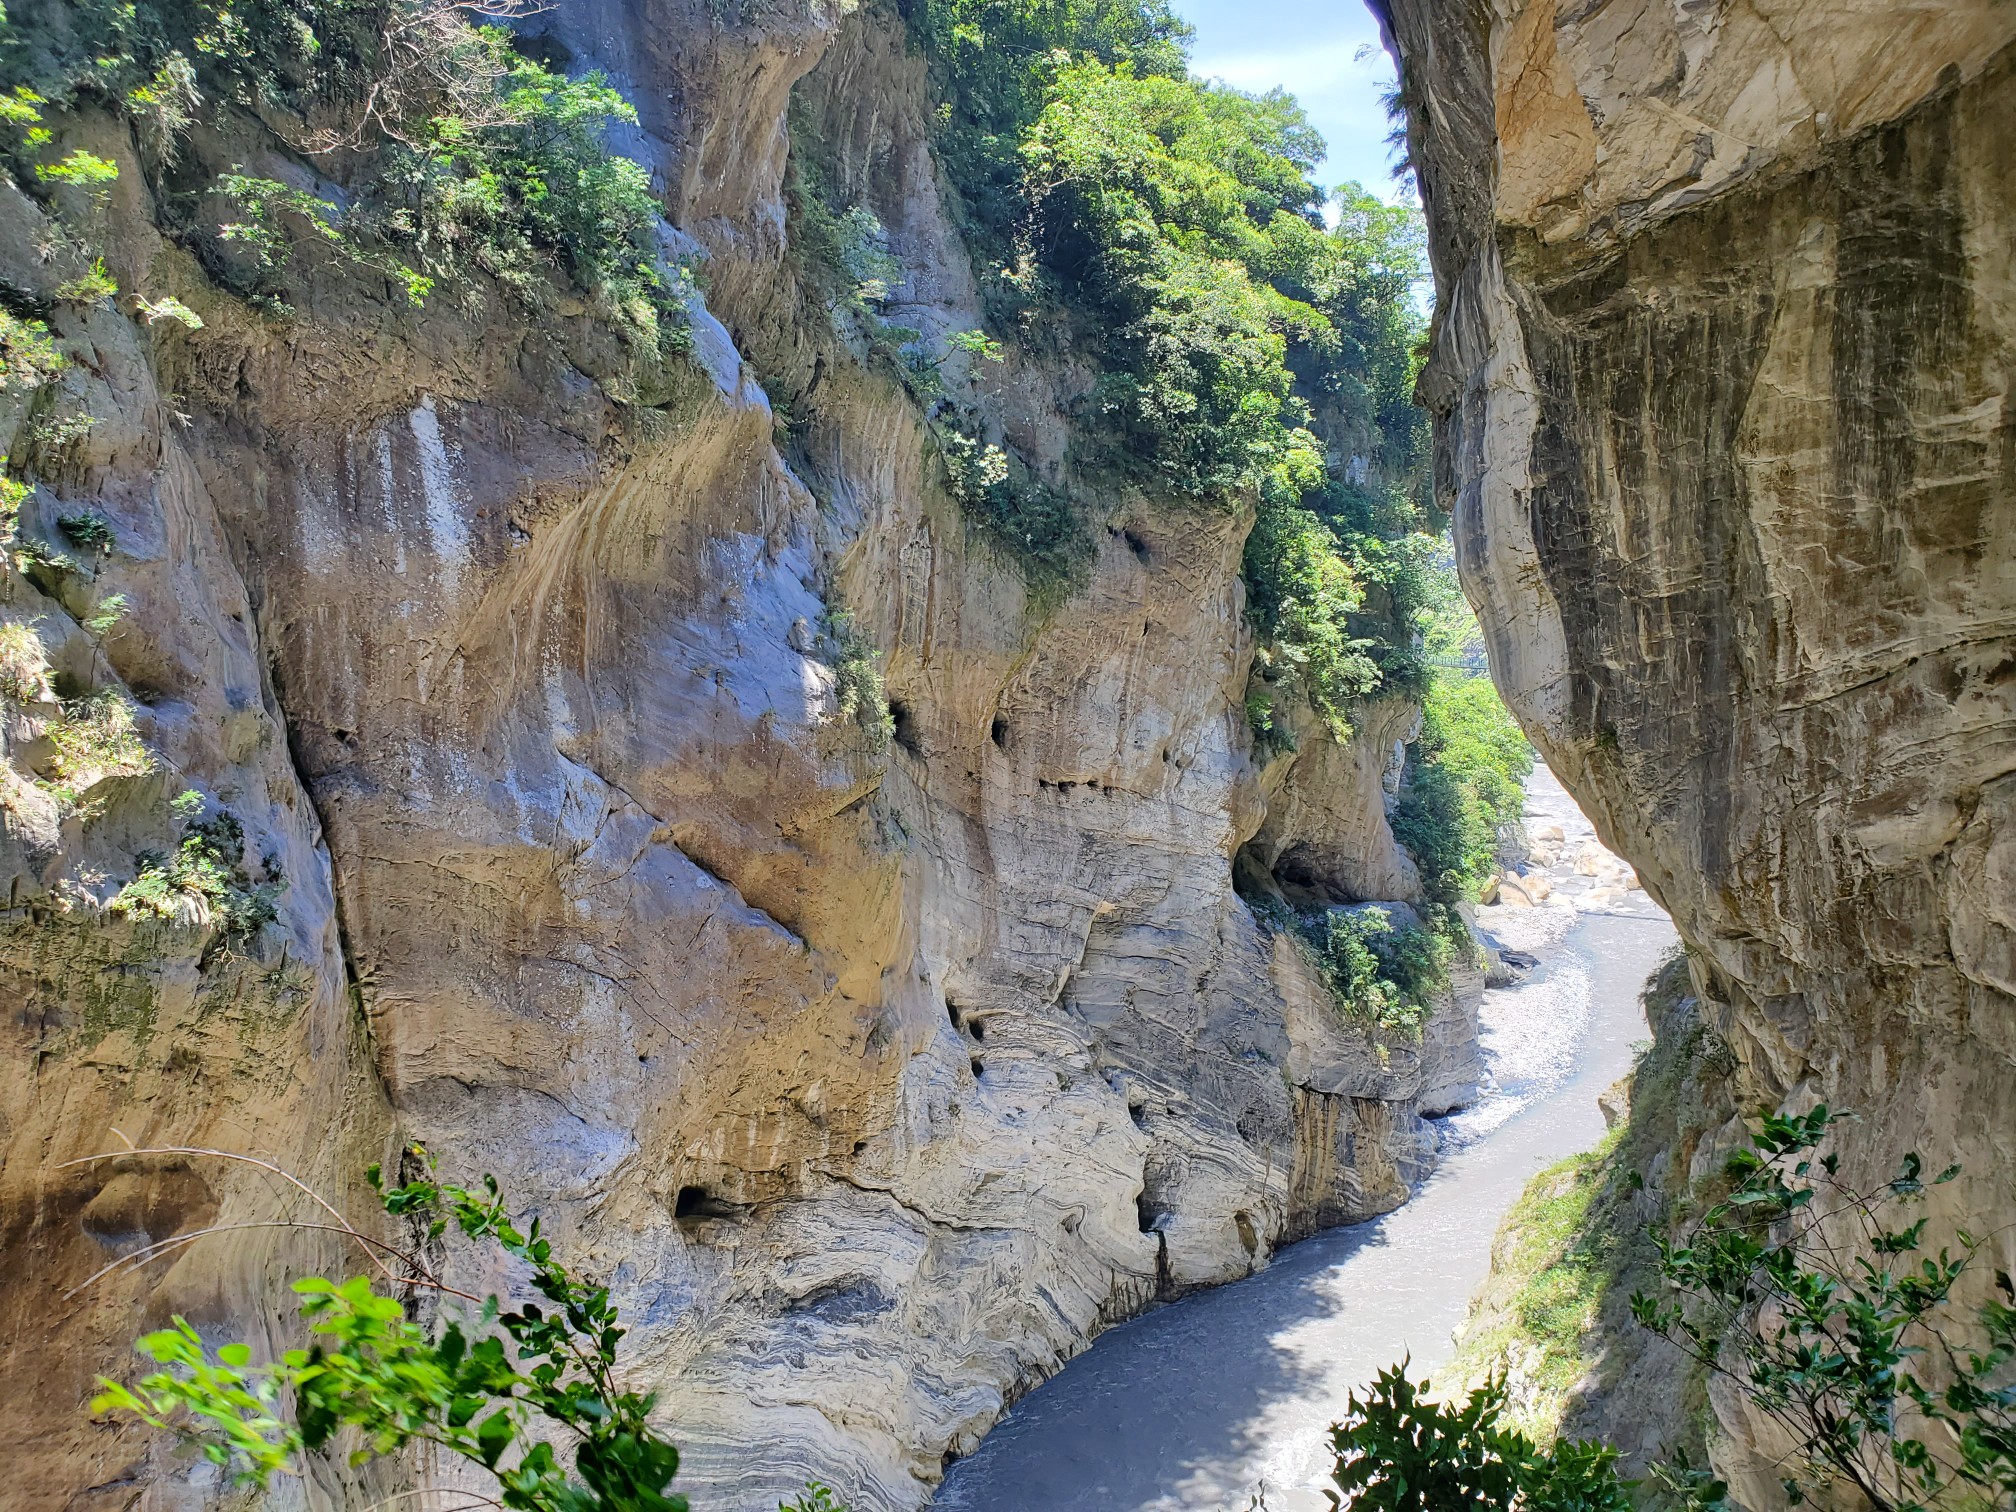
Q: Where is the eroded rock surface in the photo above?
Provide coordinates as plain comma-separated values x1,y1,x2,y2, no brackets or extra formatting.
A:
1381,0,2016,1494
0,4,1479,1508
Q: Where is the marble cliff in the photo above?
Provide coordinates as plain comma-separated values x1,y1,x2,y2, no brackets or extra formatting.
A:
1378,0,2016,1496
0,2,1480,1507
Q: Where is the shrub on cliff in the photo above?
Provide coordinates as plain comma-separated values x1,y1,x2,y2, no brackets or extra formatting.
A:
0,0,689,352
1631,1105,2016,1511
1327,1361,1630,1511
1314,904,1454,1036
110,797,284,936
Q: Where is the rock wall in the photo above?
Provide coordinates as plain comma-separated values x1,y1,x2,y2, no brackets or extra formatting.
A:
1379,0,2016,1495
0,3,1479,1508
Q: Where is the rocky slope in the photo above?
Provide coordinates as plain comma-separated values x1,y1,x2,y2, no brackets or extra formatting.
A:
1379,0,2016,1496
0,3,1481,1508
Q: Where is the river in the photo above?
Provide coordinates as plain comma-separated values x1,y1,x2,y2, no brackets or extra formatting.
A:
934,766,1678,1512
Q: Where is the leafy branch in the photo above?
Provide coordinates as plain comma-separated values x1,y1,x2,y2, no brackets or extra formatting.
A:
1629,1105,2016,1511
80,1140,689,1510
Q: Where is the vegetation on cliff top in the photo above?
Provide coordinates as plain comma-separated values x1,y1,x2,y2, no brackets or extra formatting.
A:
898,0,1435,739
0,0,688,353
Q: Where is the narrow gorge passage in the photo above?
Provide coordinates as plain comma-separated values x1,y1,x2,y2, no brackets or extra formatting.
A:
936,768,1676,1512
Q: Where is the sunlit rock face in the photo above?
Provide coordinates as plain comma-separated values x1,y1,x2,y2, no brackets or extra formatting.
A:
0,4,1480,1508
1380,0,2016,1493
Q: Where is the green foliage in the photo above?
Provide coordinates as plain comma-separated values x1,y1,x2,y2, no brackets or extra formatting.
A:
213,170,435,306
41,686,153,803
821,608,894,752
57,509,113,553
1017,58,1325,500
54,256,117,302
95,1149,692,1510
1418,545,1488,674
1253,899,1462,1037
947,328,1004,363
915,0,1191,246
35,145,116,186
1391,673,1532,904
1632,1106,2016,1511
1325,1361,1631,1510
1243,489,1378,744
935,426,1087,593
0,305,63,391
110,804,283,935
832,203,901,312
83,590,130,635
0,0,688,353
132,292,203,328
909,0,1432,648
0,617,50,701
1314,903,1457,1034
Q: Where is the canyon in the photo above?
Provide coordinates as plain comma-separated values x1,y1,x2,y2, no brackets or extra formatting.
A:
1,0,2011,1507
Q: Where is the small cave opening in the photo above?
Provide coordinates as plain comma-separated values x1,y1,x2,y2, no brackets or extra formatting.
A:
889,699,921,755
1121,526,1151,564
969,1057,985,1080
1128,1099,1147,1129
673,1185,742,1223
989,715,1009,748
1136,1193,1161,1234
967,1015,984,1043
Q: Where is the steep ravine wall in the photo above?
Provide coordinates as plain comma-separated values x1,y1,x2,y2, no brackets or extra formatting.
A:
0,4,1477,1509
1379,0,2016,1497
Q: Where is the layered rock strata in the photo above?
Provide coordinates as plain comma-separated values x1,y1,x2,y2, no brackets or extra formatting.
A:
0,3,1479,1508
1379,0,2016,1496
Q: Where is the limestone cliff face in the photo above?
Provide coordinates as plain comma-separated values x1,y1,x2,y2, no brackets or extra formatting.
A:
1380,0,2016,1494
0,3,1476,1507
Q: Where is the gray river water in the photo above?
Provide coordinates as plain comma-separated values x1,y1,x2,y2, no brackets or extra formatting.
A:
936,767,1678,1512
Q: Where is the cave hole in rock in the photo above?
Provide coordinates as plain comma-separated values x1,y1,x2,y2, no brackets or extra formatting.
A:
889,699,921,755
1232,837,1355,915
1120,526,1151,564
1136,1193,1161,1234
970,1057,984,1079
989,715,1009,748
674,1185,742,1223
1128,1099,1148,1129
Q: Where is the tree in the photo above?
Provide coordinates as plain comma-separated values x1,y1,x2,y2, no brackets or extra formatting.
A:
1325,1361,1630,1511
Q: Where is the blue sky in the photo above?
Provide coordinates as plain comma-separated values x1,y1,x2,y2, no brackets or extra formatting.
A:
1174,0,1411,204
